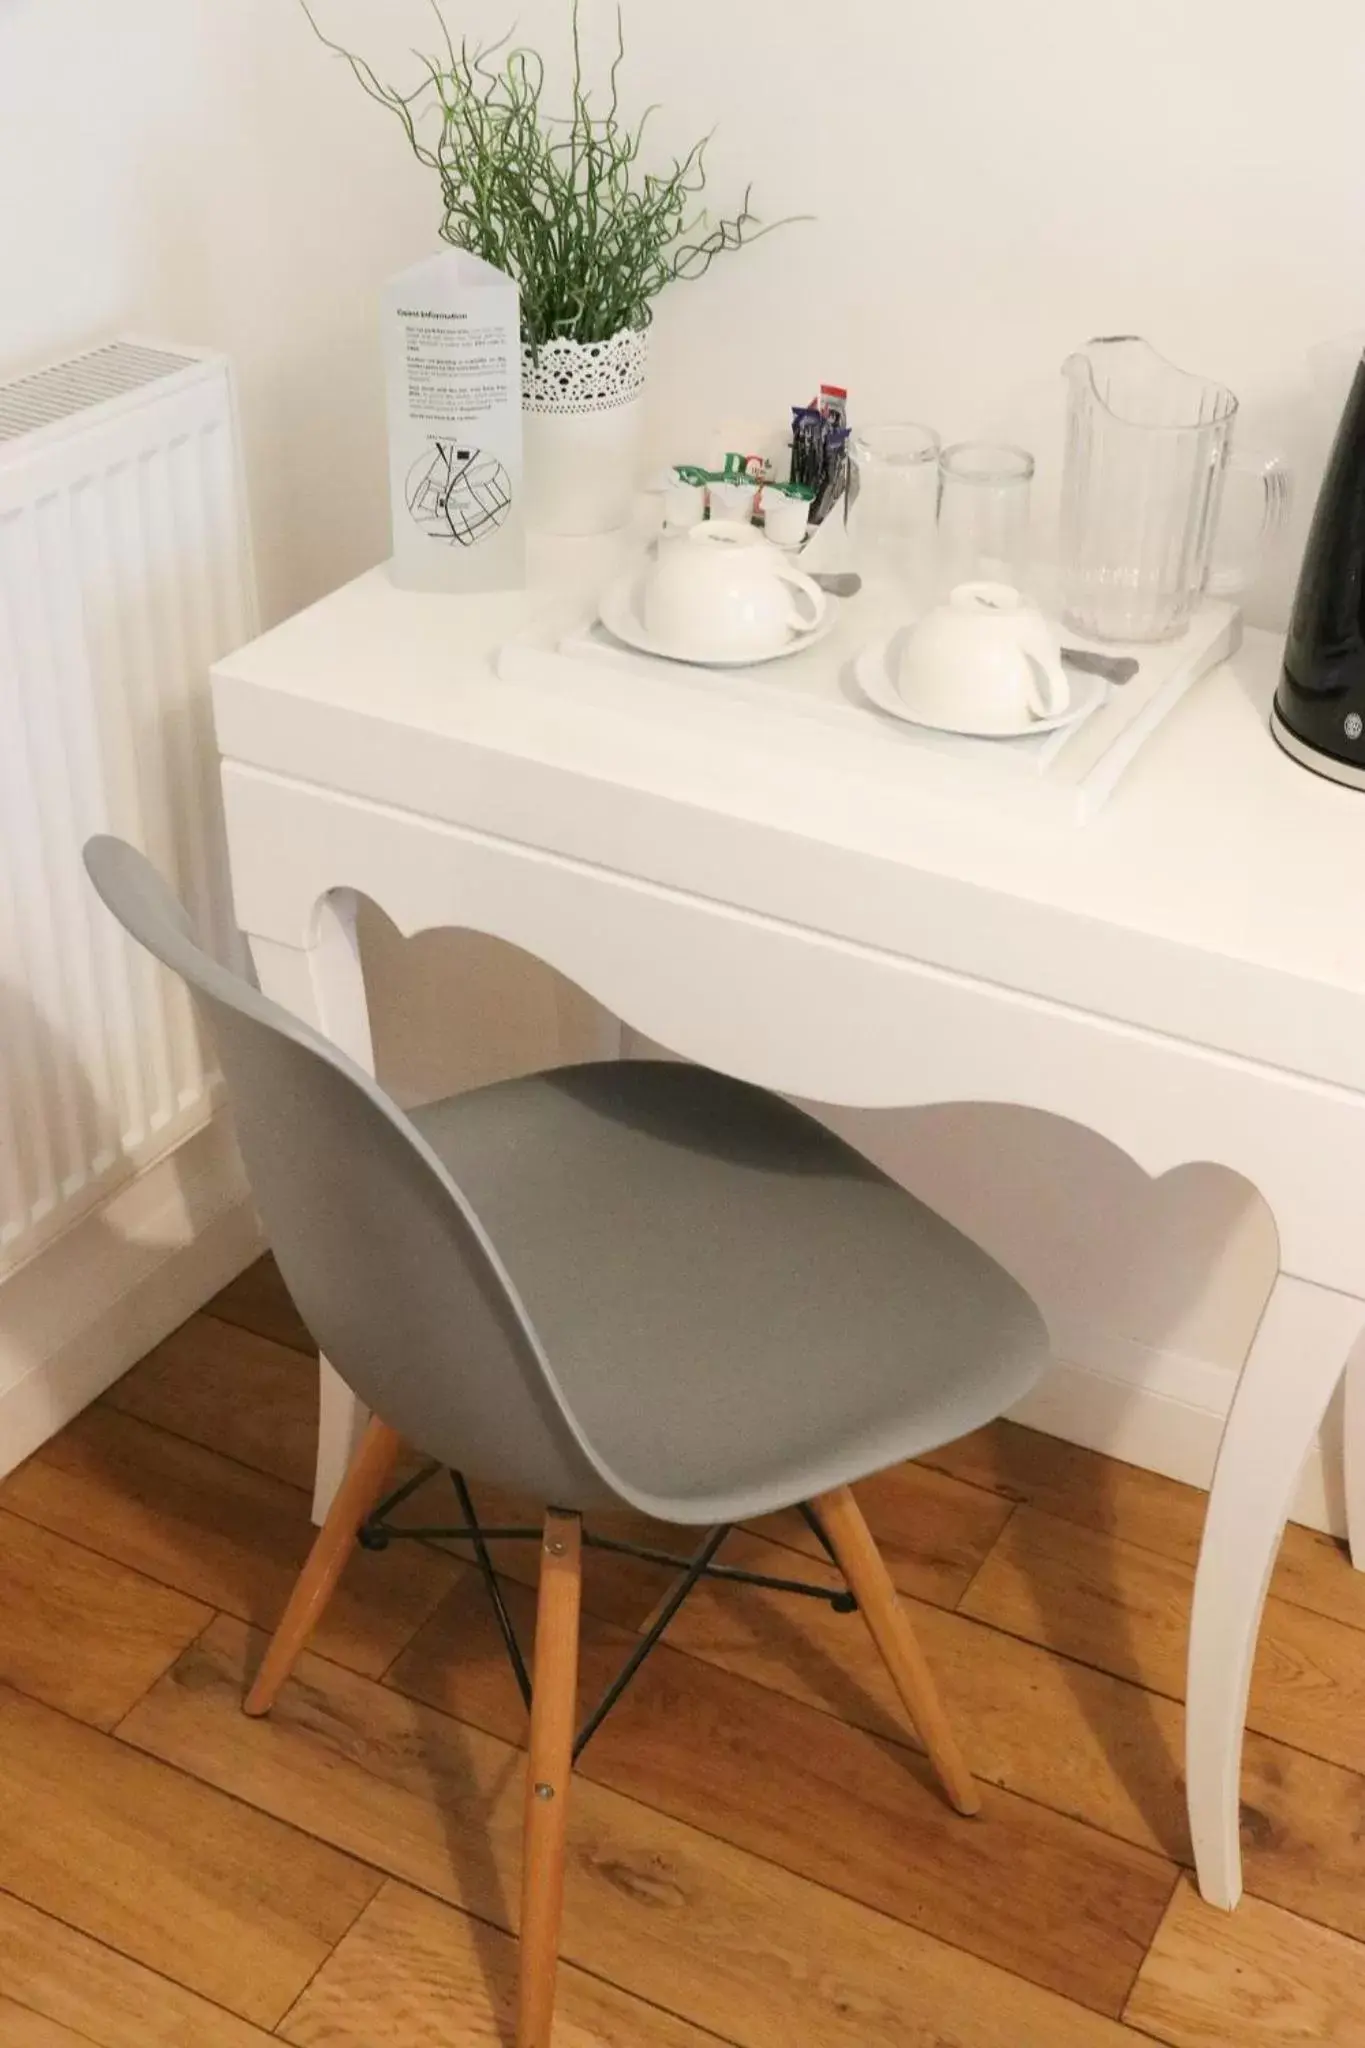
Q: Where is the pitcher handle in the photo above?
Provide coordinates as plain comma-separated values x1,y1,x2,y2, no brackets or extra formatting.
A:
1207,453,1292,598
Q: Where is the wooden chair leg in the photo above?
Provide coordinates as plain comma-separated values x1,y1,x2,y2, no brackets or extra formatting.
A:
243,1417,402,1717
813,1482,980,1816
517,1507,582,2048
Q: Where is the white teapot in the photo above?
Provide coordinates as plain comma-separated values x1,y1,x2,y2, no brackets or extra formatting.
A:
896,582,1071,735
640,521,827,662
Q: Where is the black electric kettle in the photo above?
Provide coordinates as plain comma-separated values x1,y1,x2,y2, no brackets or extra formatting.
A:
1274,354,1365,786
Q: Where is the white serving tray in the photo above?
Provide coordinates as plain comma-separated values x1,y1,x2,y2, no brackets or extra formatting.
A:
497,588,1241,826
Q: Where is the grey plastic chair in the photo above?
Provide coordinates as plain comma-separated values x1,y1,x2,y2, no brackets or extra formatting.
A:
84,834,1049,2048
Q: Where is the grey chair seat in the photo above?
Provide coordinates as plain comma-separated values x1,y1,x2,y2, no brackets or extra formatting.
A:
412,1060,1048,1525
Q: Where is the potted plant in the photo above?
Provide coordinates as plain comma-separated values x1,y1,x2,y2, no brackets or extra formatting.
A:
304,3,791,535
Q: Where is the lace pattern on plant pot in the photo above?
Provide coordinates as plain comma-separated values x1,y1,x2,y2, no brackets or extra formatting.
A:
521,328,649,415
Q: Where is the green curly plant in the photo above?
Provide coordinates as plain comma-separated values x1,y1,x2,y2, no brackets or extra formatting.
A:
302,1,795,348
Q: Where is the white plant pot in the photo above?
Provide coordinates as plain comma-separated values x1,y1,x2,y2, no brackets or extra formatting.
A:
521,327,648,537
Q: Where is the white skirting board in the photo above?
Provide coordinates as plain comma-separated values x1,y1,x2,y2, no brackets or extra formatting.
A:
0,1108,262,1480
1014,1315,1342,1538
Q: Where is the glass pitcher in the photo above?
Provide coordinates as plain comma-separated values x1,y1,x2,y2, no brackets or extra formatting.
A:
1059,336,1286,643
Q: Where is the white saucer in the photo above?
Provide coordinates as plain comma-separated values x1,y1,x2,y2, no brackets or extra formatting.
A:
598,567,841,670
853,630,1105,739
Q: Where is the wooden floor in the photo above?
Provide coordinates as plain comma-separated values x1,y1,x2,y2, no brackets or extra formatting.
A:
2,1262,1365,2043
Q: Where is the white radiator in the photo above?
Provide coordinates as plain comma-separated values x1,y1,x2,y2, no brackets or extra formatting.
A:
0,339,259,1277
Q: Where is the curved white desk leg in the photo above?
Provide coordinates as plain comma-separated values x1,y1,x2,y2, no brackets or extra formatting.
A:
246,890,373,1526
1187,1271,1365,1908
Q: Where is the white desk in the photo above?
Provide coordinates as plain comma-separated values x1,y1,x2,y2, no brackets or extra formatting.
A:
213,540,1365,1919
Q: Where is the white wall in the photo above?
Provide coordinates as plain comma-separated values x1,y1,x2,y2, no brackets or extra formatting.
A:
5,0,1364,1495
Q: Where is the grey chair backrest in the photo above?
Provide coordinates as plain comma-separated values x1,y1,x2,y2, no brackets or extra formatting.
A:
83,836,614,1505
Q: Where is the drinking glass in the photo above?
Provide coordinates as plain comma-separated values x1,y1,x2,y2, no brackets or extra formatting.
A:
937,442,1035,591
849,421,941,591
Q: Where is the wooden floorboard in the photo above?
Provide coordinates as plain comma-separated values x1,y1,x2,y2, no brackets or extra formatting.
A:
0,2000,101,2048
106,1313,319,1492
384,1572,1175,2019
0,1683,379,2028
0,1891,276,2046
279,1878,732,2048
2,1263,1365,2041
471,1520,1365,1950
960,1504,1365,1776
929,1416,1365,1635
0,1405,460,1682
118,1619,1140,2048
1127,1877,1365,2046
0,1505,210,1730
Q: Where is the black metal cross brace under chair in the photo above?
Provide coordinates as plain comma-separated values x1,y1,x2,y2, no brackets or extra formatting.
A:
356,1463,858,1754
85,834,1051,2048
